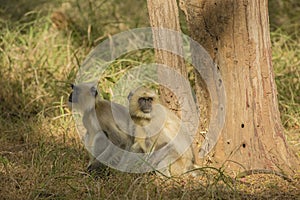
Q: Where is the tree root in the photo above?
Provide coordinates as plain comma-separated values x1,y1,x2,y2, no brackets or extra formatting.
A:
236,169,292,182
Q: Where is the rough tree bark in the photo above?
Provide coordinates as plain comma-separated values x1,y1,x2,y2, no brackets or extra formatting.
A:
146,0,186,114
147,0,201,164
147,0,299,175
179,0,299,174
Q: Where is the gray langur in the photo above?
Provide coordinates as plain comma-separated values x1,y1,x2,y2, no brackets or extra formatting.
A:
68,82,134,173
128,87,196,177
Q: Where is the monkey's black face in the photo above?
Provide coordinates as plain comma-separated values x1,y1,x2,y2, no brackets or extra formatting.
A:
68,92,77,103
69,84,78,103
138,97,153,113
68,84,98,103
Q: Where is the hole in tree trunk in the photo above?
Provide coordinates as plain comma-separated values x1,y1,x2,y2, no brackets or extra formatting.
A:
218,79,222,87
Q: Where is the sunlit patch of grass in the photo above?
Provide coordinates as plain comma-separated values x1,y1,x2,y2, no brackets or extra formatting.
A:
0,12,80,118
271,27,300,150
269,0,300,34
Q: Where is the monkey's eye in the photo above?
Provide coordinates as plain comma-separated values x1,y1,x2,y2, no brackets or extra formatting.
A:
71,84,74,89
138,98,146,104
138,97,153,105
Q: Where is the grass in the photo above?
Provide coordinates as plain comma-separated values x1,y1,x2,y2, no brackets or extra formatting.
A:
269,0,300,144
0,0,299,199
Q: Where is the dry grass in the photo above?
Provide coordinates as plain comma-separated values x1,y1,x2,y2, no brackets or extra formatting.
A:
0,0,299,199
270,0,300,155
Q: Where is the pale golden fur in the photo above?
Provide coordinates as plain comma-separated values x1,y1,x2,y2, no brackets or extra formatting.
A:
128,87,196,176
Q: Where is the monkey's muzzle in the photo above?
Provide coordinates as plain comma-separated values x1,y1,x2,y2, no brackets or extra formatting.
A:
142,108,152,113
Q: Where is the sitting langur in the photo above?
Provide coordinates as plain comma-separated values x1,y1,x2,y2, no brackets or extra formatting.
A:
68,82,134,173
128,87,195,176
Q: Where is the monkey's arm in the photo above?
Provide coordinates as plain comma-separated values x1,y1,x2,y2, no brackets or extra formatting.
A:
95,100,133,149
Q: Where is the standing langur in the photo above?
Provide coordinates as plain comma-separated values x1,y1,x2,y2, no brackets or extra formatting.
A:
128,87,195,176
68,82,134,173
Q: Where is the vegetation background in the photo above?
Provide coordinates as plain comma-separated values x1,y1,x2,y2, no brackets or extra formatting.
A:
0,0,299,199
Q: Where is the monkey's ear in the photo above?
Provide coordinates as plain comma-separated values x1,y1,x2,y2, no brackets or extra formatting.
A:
90,86,98,97
127,91,134,100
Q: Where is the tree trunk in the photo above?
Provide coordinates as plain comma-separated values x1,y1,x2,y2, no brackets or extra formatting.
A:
147,0,201,164
147,0,186,115
179,0,299,173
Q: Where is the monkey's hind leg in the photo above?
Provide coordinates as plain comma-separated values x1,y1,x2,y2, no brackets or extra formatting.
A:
86,131,111,177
